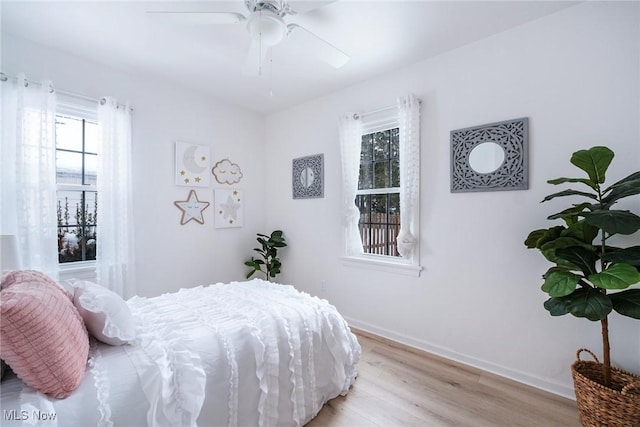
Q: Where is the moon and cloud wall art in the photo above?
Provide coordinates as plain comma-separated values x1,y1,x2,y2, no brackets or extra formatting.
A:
175,141,211,187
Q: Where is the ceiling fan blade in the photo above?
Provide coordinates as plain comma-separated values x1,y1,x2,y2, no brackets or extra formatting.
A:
286,1,337,15
243,39,269,76
146,11,246,25
286,24,349,68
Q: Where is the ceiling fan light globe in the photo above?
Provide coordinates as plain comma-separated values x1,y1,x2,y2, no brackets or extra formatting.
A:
247,11,286,46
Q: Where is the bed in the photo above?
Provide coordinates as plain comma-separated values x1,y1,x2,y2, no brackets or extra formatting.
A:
0,278,361,427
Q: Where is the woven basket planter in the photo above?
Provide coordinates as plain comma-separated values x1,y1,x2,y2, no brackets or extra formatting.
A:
572,349,640,427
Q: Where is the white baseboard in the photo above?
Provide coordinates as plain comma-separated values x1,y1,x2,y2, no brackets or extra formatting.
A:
344,316,576,401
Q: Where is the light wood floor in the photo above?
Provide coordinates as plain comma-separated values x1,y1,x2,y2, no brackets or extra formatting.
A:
307,330,580,427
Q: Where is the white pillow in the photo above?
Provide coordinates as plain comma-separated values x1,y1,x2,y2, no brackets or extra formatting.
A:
69,280,136,346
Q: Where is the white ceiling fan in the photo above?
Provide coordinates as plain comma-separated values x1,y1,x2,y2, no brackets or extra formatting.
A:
147,0,349,76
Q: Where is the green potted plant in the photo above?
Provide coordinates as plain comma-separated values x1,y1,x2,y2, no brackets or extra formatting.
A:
245,230,287,281
524,146,640,426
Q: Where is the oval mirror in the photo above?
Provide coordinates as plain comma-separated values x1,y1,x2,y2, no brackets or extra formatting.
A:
469,142,505,174
300,167,315,188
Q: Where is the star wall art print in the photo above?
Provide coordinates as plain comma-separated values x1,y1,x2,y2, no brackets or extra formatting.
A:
214,188,243,228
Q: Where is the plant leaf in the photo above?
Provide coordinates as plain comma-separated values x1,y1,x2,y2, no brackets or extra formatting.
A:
588,263,640,290
555,246,597,276
584,210,640,235
540,237,595,267
570,146,614,184
602,178,640,205
544,297,570,316
525,226,565,250
559,219,600,245
541,189,597,203
543,266,573,279
525,229,547,249
610,289,640,319
547,177,597,190
541,271,581,297
246,270,256,279
547,203,592,224
604,171,640,192
565,288,613,321
601,246,640,267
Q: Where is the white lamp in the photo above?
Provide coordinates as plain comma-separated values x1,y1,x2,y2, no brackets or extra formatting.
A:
1,235,22,271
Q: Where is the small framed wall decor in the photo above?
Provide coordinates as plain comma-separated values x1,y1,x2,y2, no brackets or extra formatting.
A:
214,188,243,228
212,158,243,185
450,117,529,193
292,154,324,199
174,190,210,225
175,141,210,187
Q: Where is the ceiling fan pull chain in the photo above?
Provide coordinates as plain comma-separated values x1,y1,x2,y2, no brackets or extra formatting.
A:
269,51,274,97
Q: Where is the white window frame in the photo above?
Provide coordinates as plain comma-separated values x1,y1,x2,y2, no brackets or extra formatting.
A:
340,100,422,277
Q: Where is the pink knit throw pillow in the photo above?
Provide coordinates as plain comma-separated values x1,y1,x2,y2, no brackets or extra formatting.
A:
0,270,89,398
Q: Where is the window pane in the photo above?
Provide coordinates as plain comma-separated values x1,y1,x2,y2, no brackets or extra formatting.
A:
389,193,400,217
358,163,373,190
360,134,372,162
391,159,400,187
85,153,97,185
359,223,371,253
356,194,371,223
57,191,83,226
58,226,83,263
371,194,387,219
55,116,83,152
85,121,99,154
390,128,399,158
56,151,83,184
84,226,97,261
373,130,389,161
57,190,98,264
84,191,98,225
373,161,389,188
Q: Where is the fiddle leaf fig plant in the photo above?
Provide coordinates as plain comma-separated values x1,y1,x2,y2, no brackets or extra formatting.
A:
525,146,640,387
245,230,287,281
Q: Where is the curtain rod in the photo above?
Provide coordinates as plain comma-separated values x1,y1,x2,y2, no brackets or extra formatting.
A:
0,72,133,112
353,98,422,120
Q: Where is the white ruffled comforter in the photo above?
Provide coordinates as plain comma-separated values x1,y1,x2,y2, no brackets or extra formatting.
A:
0,280,361,427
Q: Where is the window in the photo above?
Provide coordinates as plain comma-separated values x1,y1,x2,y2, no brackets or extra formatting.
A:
355,128,401,257
55,112,98,264
339,95,421,275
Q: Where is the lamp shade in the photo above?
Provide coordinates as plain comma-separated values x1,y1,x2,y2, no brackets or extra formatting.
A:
1,235,22,271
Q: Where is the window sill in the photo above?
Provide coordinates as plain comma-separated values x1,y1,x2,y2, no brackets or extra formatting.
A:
340,255,422,277
58,261,97,282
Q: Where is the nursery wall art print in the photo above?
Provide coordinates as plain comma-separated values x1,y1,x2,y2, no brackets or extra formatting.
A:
174,190,210,225
215,188,243,228
212,158,243,185
175,141,211,187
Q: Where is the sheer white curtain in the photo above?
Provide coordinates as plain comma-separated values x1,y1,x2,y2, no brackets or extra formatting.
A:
338,114,364,256
97,97,135,298
396,94,421,259
0,73,59,277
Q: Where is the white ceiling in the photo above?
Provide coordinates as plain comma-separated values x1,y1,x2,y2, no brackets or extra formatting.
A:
1,1,578,114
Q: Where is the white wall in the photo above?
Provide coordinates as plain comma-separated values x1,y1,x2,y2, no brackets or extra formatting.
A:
264,2,640,398
2,34,267,297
